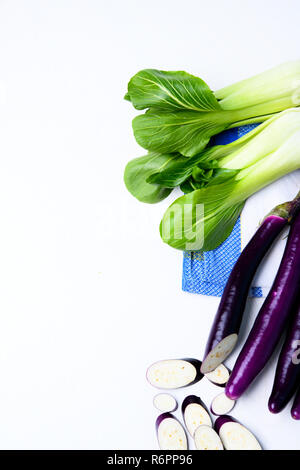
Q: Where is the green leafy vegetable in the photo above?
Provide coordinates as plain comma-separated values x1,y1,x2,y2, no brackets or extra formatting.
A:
126,69,227,156
126,63,300,156
124,63,300,253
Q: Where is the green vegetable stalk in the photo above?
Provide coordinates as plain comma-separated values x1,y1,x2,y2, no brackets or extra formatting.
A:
215,61,300,111
160,109,300,251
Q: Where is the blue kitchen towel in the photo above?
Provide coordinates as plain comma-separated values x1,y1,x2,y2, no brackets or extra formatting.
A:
182,124,263,298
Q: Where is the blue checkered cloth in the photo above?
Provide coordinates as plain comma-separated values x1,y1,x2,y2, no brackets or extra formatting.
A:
182,125,263,298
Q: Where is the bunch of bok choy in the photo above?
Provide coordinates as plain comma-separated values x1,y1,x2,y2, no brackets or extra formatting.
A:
124,62,300,252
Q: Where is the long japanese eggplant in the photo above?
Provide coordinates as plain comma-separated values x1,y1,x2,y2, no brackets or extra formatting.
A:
226,209,300,400
268,298,300,413
291,385,300,420
201,192,300,374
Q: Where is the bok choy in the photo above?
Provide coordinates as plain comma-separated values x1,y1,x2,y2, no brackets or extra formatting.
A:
160,109,300,251
125,62,300,157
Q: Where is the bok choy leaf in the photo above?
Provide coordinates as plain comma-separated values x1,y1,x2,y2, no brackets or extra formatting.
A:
126,63,300,157
127,69,220,112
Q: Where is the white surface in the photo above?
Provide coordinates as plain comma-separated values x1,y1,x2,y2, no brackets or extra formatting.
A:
0,0,299,450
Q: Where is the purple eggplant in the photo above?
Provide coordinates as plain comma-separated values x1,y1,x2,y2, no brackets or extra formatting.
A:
268,299,300,414
214,415,262,450
226,210,300,400
201,193,300,375
291,386,300,420
182,395,212,436
156,413,188,450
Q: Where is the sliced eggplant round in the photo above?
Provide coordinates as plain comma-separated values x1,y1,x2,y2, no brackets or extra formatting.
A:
211,392,235,416
153,393,177,413
156,413,188,450
194,425,224,450
182,395,212,437
215,415,262,450
205,364,230,387
147,358,203,389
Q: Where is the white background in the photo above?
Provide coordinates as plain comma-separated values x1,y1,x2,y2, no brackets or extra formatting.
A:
0,0,299,450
